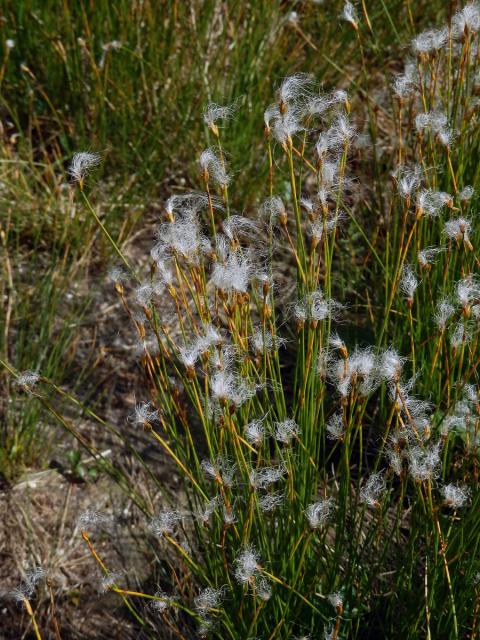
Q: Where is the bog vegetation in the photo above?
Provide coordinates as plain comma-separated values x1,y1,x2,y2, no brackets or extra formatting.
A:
1,1,480,639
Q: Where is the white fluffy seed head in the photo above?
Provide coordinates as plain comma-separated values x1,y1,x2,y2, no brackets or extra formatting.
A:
297,289,342,323
164,192,212,217
194,587,224,613
452,2,480,38
178,344,200,370
412,27,449,54
331,89,349,107
319,158,341,188
360,472,386,507
234,546,261,585
456,275,480,308
315,131,337,158
10,567,45,603
450,402,473,421
244,418,267,446
305,497,334,528
408,442,442,482
150,590,176,615
210,370,256,407
156,212,208,262
211,247,253,294
264,102,280,130
328,591,344,611
324,625,335,640
397,388,432,432
274,418,299,444
199,148,230,187
305,93,332,118
153,258,175,286
444,217,472,243
250,328,285,355
317,348,331,378
293,299,308,325
378,348,405,382
434,297,455,331
329,347,379,398
394,165,422,200
256,577,272,601
418,246,444,268
348,347,379,396
463,383,479,405
332,114,356,145
416,111,448,134
222,215,259,243
202,324,224,347
326,412,345,441
192,326,223,361
222,503,237,526
258,492,284,513
393,61,417,98
68,151,101,184
135,283,154,307
149,510,182,536
25,567,45,591
341,1,358,27
393,75,415,98
249,464,286,490
108,265,128,284
429,111,448,133
438,127,454,147
329,333,346,352
209,344,236,372
441,483,471,508
129,401,158,427
450,322,471,349
203,102,236,129
278,73,313,106
198,618,213,637
386,447,404,476
201,457,236,487
416,189,451,217
271,109,304,145
309,211,345,244
400,264,419,302
78,510,110,531
16,370,40,389
261,195,286,225
441,414,467,438
415,112,432,131
317,186,333,210
100,572,123,593
195,496,220,524
459,185,474,201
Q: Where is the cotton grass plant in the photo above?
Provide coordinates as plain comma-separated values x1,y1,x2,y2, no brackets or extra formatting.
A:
4,2,480,639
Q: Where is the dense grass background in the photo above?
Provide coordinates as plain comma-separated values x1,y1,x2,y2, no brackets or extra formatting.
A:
2,2,478,640
0,0,450,477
